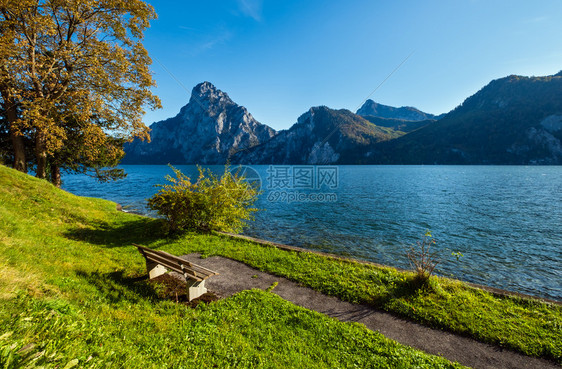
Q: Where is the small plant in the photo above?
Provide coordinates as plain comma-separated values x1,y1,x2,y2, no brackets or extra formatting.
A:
147,165,260,233
451,251,464,261
406,230,440,282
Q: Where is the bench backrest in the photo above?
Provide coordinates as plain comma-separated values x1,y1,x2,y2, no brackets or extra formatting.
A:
134,244,218,282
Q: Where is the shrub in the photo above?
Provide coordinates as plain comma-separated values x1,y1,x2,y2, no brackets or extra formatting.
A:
147,165,259,233
406,230,439,281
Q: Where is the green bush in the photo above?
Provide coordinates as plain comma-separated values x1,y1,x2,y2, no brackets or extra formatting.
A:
147,165,259,233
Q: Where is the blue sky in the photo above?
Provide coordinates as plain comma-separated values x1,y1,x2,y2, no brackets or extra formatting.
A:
143,0,562,130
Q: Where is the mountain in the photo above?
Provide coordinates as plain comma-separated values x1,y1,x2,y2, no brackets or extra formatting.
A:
356,100,439,121
361,115,435,133
369,72,562,164
124,72,562,166
123,82,276,164
231,106,400,164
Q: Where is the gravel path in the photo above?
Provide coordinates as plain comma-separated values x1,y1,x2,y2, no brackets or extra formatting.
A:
180,253,559,369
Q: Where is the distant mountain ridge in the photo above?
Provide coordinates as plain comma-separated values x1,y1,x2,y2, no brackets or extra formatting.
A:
231,106,400,164
369,72,562,164
123,82,275,164
124,72,562,165
356,100,441,121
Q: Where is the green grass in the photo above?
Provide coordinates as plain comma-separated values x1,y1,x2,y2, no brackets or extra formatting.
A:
0,165,463,368
1,290,463,369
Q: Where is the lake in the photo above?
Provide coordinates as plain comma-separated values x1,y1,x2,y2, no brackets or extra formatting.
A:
62,165,562,300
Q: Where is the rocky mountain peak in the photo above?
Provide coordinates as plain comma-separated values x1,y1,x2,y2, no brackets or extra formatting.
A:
184,81,237,117
123,82,276,164
297,106,324,123
191,81,227,101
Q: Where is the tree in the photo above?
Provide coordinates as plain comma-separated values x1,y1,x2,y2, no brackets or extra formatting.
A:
41,91,131,186
46,112,129,186
0,0,160,185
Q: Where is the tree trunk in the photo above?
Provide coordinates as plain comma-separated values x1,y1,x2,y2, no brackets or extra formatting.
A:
0,86,27,172
51,163,61,187
10,131,27,173
35,130,47,179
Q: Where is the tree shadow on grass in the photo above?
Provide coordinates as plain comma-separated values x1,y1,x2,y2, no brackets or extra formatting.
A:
63,217,168,248
75,269,160,304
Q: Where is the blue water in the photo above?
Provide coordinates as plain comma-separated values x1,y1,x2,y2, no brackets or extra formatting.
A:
62,165,562,300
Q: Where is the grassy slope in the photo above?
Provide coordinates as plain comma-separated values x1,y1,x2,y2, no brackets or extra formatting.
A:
0,165,462,368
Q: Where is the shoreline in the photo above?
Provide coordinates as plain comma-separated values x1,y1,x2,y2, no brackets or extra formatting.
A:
218,231,562,306
119,203,561,305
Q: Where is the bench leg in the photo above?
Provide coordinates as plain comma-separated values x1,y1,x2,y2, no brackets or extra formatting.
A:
186,280,207,301
147,261,167,279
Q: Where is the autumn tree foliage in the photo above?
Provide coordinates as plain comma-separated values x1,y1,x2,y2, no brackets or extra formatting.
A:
0,0,160,186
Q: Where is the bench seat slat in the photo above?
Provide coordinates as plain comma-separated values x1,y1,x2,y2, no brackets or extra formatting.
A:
140,247,193,267
142,251,210,279
143,249,218,277
140,248,189,268
141,251,203,280
134,244,218,281
137,245,218,278
142,251,202,280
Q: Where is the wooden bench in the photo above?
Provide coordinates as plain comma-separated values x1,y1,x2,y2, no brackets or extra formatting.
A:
134,244,219,301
